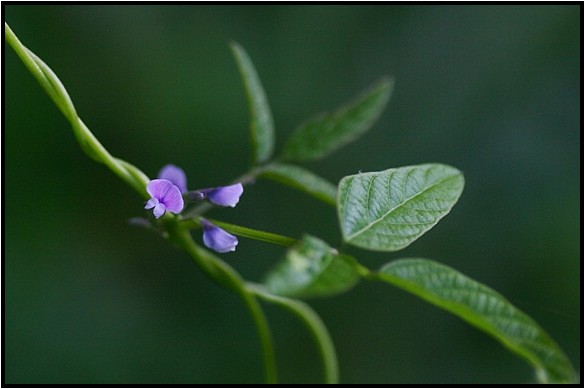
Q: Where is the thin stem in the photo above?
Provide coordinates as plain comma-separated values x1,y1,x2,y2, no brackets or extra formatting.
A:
210,219,298,247
167,225,278,384
180,217,297,247
247,283,339,384
5,24,74,120
5,22,149,198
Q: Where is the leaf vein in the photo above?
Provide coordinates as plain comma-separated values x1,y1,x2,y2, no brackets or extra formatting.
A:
346,171,460,241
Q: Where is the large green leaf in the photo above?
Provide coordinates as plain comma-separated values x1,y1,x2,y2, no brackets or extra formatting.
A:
338,164,464,252
281,77,393,162
230,42,275,164
260,162,337,206
264,235,360,299
377,258,576,384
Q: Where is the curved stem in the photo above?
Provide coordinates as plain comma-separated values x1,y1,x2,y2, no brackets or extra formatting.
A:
5,22,149,198
7,21,281,382
167,224,278,384
247,283,339,384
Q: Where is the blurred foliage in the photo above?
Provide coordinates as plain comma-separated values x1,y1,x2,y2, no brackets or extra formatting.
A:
5,5,580,384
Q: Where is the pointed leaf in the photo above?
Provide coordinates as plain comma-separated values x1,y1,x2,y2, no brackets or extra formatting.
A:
377,258,576,384
231,42,275,164
338,164,464,251
264,235,360,299
260,162,337,206
282,77,393,162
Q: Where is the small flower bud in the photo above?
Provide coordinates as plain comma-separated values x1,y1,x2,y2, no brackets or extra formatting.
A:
128,217,152,228
158,164,187,193
186,190,206,202
200,183,244,208
201,219,238,253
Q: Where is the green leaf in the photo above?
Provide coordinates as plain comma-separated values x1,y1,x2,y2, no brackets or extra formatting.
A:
338,164,464,252
376,258,576,384
260,162,337,206
230,42,275,164
264,235,361,299
281,77,393,162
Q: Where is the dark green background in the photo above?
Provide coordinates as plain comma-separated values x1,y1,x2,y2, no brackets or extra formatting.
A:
5,5,581,384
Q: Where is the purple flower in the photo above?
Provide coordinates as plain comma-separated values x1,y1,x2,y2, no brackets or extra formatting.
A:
198,183,244,207
145,179,184,218
144,164,243,222
158,164,187,193
201,219,238,253
156,165,243,208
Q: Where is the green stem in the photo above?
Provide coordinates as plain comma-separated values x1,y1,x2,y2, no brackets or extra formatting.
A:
5,22,149,198
247,283,339,384
180,216,297,247
167,224,278,384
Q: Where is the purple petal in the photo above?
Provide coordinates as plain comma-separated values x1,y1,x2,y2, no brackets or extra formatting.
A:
161,186,184,214
145,198,159,210
202,222,238,253
147,179,176,199
206,183,244,207
146,179,184,216
158,164,187,193
153,203,167,219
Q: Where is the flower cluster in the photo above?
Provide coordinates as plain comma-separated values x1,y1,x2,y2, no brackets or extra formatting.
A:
145,164,243,253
